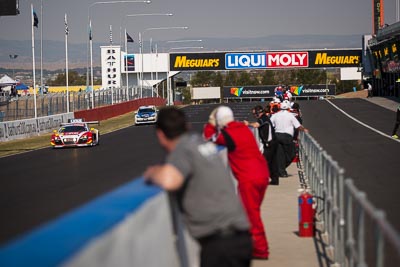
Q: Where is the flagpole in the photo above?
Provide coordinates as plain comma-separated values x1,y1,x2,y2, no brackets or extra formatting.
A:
150,37,153,94
65,13,70,113
139,32,143,98
90,20,94,108
155,43,159,96
40,0,43,95
125,28,129,100
31,4,37,119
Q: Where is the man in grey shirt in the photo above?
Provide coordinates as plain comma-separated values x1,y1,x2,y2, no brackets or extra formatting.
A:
144,107,252,267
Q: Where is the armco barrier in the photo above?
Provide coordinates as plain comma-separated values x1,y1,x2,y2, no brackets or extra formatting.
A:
0,178,199,267
74,97,166,122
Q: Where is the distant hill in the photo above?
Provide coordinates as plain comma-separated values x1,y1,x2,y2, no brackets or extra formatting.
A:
0,34,363,70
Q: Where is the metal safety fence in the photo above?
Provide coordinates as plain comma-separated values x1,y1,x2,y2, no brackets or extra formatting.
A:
298,131,400,267
0,86,154,122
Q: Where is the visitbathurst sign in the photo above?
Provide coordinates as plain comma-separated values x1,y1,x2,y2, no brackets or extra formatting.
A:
223,84,336,98
169,49,361,71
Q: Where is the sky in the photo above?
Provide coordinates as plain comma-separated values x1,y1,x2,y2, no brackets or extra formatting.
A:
0,0,399,46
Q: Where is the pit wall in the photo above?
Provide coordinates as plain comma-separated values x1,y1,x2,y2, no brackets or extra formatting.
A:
74,97,166,121
0,178,200,267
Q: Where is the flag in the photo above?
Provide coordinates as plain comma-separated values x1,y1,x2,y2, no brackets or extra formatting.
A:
33,10,39,28
64,14,69,35
126,32,134,43
89,20,92,40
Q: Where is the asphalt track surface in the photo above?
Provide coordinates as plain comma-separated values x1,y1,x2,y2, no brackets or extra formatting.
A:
0,99,399,247
299,98,400,233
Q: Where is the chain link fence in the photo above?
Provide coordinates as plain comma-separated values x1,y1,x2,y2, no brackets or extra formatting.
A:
0,86,155,122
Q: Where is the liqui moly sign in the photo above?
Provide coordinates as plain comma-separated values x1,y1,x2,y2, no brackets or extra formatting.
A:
225,53,267,69
267,52,309,68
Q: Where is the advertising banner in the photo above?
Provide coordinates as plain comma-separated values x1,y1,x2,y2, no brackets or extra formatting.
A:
308,50,361,68
225,53,267,69
170,53,225,71
223,84,336,99
124,54,135,72
289,84,336,97
170,50,361,71
266,52,309,68
373,0,384,35
223,86,275,98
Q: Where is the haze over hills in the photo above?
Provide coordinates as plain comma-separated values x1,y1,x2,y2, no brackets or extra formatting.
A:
0,34,363,70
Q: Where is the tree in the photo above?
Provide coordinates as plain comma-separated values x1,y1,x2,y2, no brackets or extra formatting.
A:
47,71,97,86
261,70,275,85
190,71,215,87
47,71,87,86
237,71,254,86
224,71,237,86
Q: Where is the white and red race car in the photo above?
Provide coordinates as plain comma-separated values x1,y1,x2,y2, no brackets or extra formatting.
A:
51,118,100,148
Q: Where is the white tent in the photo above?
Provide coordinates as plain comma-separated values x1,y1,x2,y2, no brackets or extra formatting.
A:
0,75,17,86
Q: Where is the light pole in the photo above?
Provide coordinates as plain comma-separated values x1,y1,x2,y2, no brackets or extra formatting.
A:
169,46,204,51
121,13,173,97
139,26,188,99
87,0,151,108
165,39,202,52
121,13,173,45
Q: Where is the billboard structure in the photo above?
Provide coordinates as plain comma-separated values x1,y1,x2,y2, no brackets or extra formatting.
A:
170,49,361,71
372,0,384,35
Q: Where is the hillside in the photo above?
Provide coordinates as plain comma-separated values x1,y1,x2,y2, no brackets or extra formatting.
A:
0,34,362,70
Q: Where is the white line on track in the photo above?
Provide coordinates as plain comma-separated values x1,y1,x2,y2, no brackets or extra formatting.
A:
326,99,400,143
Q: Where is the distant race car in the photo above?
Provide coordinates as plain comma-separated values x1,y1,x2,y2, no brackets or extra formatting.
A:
50,118,100,148
134,105,158,125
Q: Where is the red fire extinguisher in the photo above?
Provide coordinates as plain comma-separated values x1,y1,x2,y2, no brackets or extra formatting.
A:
298,190,315,237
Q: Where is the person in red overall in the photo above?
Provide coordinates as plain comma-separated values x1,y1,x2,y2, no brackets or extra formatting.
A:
203,106,270,260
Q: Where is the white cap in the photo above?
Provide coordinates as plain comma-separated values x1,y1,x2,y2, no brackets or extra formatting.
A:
216,106,234,127
273,97,281,103
280,100,291,110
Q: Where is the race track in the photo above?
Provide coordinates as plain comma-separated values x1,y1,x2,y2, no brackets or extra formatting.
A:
0,99,399,246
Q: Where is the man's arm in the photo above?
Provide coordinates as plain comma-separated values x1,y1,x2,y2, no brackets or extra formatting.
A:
243,120,260,128
143,164,184,191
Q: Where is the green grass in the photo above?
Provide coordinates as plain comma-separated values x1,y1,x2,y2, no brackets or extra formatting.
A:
0,112,135,158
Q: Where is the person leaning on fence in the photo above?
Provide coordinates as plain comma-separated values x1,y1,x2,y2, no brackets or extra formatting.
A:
203,106,270,260
143,107,253,267
244,105,280,186
270,100,308,178
391,104,400,139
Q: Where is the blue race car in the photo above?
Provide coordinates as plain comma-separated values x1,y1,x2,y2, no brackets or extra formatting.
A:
135,105,158,125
